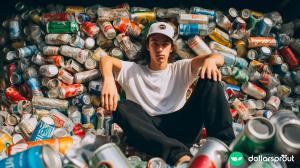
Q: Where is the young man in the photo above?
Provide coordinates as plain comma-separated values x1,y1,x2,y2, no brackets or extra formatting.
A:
100,22,235,165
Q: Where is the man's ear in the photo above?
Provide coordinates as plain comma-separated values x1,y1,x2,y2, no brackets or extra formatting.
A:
170,44,174,53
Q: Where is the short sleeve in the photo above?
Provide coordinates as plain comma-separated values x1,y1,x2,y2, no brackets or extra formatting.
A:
172,59,198,86
114,61,137,86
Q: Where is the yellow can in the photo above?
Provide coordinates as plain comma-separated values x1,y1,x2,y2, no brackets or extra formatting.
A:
208,28,232,48
0,130,13,153
235,40,247,58
131,12,156,25
65,6,85,14
223,76,240,86
250,10,264,18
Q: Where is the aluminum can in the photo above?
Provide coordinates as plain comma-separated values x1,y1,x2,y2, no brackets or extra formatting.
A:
84,57,97,70
113,18,141,37
229,117,276,154
27,77,43,96
146,157,168,168
90,143,133,168
39,65,59,77
81,21,99,37
9,20,21,40
85,37,95,49
178,13,209,24
8,136,74,156
179,24,208,36
46,21,79,34
247,37,277,48
208,27,232,48
69,35,85,49
116,33,140,60
58,84,86,99
189,138,229,168
241,82,266,99
266,96,281,111
49,109,73,131
100,21,117,40
31,96,69,112
41,13,69,23
43,46,60,55
258,17,273,36
17,45,38,58
0,145,62,168
45,55,64,67
188,35,212,57
45,34,71,45
65,59,84,73
74,69,100,84
190,6,216,19
279,46,299,70
30,116,55,141
0,130,13,153
58,69,74,85
5,86,27,104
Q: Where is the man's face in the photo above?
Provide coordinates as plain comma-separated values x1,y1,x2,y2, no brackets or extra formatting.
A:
147,33,173,65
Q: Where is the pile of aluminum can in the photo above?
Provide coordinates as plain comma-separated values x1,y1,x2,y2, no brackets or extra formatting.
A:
0,1,299,168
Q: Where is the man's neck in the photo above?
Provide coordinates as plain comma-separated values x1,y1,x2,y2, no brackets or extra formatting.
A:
148,62,168,71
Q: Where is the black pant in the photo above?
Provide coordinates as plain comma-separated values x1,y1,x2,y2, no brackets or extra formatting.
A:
113,79,235,165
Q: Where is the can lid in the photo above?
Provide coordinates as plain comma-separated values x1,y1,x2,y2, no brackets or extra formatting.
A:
241,9,251,19
228,8,238,18
260,46,271,56
53,128,69,138
42,145,62,168
247,50,257,60
6,51,17,61
279,120,300,149
263,17,273,26
255,100,265,109
85,37,95,49
247,117,275,140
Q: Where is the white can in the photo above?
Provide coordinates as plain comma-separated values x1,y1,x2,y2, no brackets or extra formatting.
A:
188,35,212,57
85,37,95,49
266,96,281,111
58,69,74,85
100,21,116,40
39,65,59,77
45,34,71,45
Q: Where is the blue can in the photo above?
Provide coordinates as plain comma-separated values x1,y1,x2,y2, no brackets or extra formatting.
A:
70,94,91,106
190,7,216,19
30,116,55,141
179,24,208,36
258,18,273,37
226,84,241,92
273,63,289,75
0,145,62,168
104,116,113,136
235,57,249,69
17,45,38,58
9,20,21,40
75,13,91,24
27,77,43,97
81,104,96,125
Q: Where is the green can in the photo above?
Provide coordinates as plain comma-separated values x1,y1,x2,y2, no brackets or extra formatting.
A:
46,21,79,34
229,117,276,155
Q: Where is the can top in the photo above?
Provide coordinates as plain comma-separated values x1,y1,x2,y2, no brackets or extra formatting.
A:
279,119,300,149
247,117,275,140
263,17,273,26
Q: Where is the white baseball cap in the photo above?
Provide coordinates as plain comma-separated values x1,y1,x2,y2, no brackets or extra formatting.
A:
147,22,175,41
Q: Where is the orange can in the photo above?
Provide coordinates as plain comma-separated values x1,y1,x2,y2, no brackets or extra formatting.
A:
7,136,74,155
113,18,141,37
0,130,13,153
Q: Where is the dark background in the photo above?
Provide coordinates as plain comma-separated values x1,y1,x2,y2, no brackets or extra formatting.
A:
0,0,299,21
0,0,299,36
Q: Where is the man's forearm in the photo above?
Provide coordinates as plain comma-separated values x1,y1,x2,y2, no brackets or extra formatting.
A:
208,53,224,67
99,56,114,81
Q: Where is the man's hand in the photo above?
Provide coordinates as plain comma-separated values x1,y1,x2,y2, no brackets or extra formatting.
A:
199,57,222,81
101,77,118,112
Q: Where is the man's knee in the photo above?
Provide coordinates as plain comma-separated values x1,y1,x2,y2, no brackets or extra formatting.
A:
195,78,224,93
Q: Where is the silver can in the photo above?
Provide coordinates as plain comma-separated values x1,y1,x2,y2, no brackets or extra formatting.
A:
45,34,71,45
60,45,89,64
100,21,116,40
39,65,59,77
266,96,281,111
31,96,69,112
74,69,100,84
58,69,74,85
84,57,97,70
188,35,212,57
31,52,46,65
90,143,133,168
43,46,60,55
189,137,229,168
65,59,84,73
69,35,85,49
84,37,95,49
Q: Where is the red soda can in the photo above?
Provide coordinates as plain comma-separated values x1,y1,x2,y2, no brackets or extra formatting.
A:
58,84,86,99
189,138,229,168
5,86,27,103
81,22,99,37
72,123,85,138
279,46,299,70
247,37,277,48
42,13,69,23
45,55,64,67
113,18,141,37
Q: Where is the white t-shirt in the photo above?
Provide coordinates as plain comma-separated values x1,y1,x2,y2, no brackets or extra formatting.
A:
115,59,198,116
